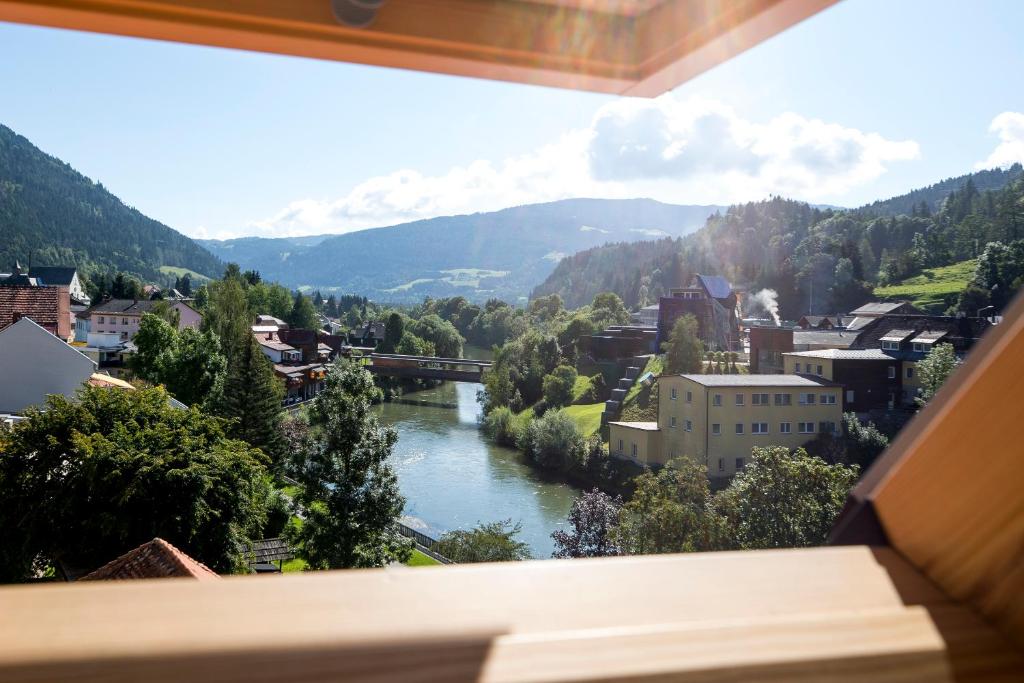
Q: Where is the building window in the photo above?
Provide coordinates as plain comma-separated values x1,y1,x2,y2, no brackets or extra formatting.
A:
798,422,816,434
735,458,745,471
713,394,722,407
820,394,836,405
795,362,801,372
670,387,677,400
712,423,721,435
98,316,105,324
122,318,128,325
718,458,724,472
912,342,926,353
752,422,769,434
780,422,792,434
685,390,692,403
882,340,899,351
670,416,677,428
751,393,769,406
631,443,637,457
735,394,744,406
735,423,744,434
685,420,692,432
799,393,816,405
819,421,837,434
816,364,823,375
846,389,855,403
906,366,914,379
774,393,791,406
618,439,623,452
888,366,896,379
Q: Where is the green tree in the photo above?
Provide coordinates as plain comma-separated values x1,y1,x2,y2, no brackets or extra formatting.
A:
217,334,285,466
345,305,363,329
202,276,251,364
522,409,585,471
381,312,405,353
130,313,177,381
0,385,270,580
162,327,227,408
542,365,578,408
662,314,704,374
590,292,630,327
287,360,411,569
712,447,858,550
434,520,531,563
551,489,622,558
288,291,320,331
915,343,960,407
614,457,717,555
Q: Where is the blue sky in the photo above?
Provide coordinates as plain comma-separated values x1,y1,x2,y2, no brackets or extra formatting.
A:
0,0,1022,240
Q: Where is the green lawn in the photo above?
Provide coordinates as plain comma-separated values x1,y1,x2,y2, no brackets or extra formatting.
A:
281,557,308,573
406,549,441,566
571,374,594,402
158,265,212,282
562,402,604,437
874,259,975,311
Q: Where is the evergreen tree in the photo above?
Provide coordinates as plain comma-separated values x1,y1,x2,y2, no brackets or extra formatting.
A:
218,334,285,467
662,314,703,374
288,291,320,330
286,360,410,569
382,312,405,353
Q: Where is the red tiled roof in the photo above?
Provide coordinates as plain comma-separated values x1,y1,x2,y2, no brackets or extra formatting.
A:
79,538,219,581
0,285,69,338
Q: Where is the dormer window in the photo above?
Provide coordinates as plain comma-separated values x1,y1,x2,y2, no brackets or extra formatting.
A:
912,342,926,353
881,340,900,351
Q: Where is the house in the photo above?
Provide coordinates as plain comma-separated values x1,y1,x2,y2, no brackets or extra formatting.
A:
0,284,72,339
26,266,90,305
748,326,855,373
796,314,850,330
630,304,660,327
0,317,97,415
77,332,136,379
82,299,202,341
657,275,740,351
782,314,991,411
253,328,331,405
78,538,219,582
845,301,922,330
349,320,386,348
609,374,842,479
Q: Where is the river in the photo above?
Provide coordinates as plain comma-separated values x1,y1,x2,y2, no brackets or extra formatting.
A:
377,372,579,559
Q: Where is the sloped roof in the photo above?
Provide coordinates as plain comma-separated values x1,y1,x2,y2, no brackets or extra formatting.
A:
793,330,856,349
850,302,913,316
784,348,893,361
696,274,733,300
608,421,660,431
879,330,916,342
851,315,991,352
86,299,161,315
0,285,61,332
678,374,835,387
79,538,219,581
28,266,77,286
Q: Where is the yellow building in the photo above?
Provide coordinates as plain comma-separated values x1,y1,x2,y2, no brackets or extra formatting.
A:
609,374,843,479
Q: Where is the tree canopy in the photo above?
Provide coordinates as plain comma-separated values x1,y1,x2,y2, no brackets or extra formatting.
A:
0,385,271,580
435,519,531,563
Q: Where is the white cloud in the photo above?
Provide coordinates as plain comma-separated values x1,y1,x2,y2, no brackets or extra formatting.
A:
976,112,1024,170
232,95,919,240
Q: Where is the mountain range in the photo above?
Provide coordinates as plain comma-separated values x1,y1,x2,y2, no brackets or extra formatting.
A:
199,199,727,303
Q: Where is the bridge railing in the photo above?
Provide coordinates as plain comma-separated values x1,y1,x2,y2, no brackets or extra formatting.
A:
396,522,453,564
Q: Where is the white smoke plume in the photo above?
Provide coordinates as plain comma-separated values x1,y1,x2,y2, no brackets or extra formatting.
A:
749,289,781,326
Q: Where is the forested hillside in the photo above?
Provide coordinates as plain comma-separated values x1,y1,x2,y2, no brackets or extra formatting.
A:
533,165,1024,317
857,164,1021,218
201,199,726,303
0,124,222,284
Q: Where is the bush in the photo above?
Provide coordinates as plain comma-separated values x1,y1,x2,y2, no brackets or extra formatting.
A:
482,406,522,447
435,519,531,562
542,365,578,408
523,409,586,471
577,373,607,403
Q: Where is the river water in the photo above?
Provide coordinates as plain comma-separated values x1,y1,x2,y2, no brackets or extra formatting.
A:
377,377,579,559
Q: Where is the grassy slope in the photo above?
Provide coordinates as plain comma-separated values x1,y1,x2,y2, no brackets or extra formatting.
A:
562,403,604,437
158,265,213,282
874,259,975,311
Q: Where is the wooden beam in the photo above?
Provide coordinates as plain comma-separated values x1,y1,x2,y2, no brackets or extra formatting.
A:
0,0,839,95
0,547,1021,681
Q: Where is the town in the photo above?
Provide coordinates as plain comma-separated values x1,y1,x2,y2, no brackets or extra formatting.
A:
0,0,1022,680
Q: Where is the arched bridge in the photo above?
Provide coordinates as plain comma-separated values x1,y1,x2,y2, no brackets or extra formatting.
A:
363,353,492,383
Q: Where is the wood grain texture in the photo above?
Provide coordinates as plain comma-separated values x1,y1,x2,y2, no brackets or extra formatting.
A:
843,291,1024,650
0,547,1021,681
0,0,837,95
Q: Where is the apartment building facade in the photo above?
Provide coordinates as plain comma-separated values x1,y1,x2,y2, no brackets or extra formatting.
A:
609,374,843,479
